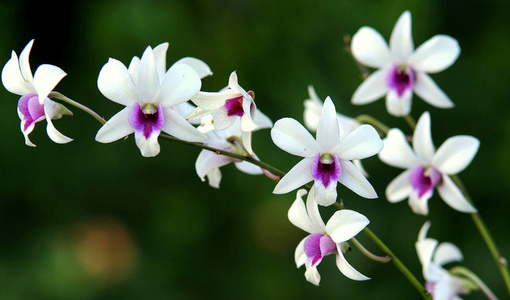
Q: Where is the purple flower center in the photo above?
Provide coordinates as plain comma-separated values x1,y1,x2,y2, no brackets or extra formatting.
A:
304,233,337,267
387,65,415,97
129,103,165,139
409,166,442,197
225,96,245,117
18,94,45,131
312,153,341,188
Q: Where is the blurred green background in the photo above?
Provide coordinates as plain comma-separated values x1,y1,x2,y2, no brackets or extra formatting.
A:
0,0,508,299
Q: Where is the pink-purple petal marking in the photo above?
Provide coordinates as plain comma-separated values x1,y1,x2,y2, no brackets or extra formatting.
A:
304,233,336,267
409,166,442,197
18,94,45,131
387,65,415,97
312,153,342,188
225,95,245,117
129,103,165,139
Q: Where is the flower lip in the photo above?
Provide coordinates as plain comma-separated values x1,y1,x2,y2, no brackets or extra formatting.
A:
225,95,245,117
18,93,45,131
312,153,341,188
388,64,415,97
409,166,442,197
129,103,165,139
304,233,337,266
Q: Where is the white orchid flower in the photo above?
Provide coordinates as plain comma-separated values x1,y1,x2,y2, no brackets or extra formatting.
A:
272,97,382,206
289,189,370,285
187,71,261,154
416,222,469,299
304,85,368,176
195,111,272,188
95,43,207,157
378,112,479,215
350,11,460,116
2,39,73,146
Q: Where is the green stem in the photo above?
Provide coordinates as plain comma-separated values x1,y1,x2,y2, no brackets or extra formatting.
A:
351,237,392,263
356,114,390,136
363,227,431,299
49,91,106,124
451,175,510,296
403,114,416,130
450,266,499,300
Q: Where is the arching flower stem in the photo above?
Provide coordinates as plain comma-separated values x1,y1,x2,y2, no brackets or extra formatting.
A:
449,266,498,300
50,91,106,125
351,237,392,263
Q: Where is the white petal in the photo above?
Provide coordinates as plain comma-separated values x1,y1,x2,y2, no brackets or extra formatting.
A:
390,11,414,61
434,242,463,267
416,238,438,275
191,90,237,111
195,149,234,181
313,181,338,207
295,237,307,267
432,136,479,175
413,111,435,163
228,71,248,95
385,89,412,117
157,64,201,107
240,106,257,132
271,118,319,157
417,221,432,242
213,107,237,130
95,107,134,143
172,57,213,79
273,157,314,194
335,124,382,161
288,189,323,233
316,97,340,152
351,68,389,105
303,87,323,131
326,209,369,243
136,46,160,103
351,27,391,68
335,247,370,281
234,161,262,175
437,175,477,213
42,99,73,144
413,72,454,108
408,190,432,215
386,169,413,203
409,35,460,73
379,129,419,169
305,265,321,286
240,129,253,155
97,58,139,106
152,42,169,80
33,64,66,104
252,109,273,130
338,160,377,199
2,51,33,96
206,168,222,188
306,188,326,230
19,40,34,83
134,130,161,157
161,107,207,142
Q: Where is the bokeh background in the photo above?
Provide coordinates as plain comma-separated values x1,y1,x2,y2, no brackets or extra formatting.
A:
0,0,508,299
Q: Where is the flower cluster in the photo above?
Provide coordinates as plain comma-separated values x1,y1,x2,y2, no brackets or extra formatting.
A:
2,9,503,300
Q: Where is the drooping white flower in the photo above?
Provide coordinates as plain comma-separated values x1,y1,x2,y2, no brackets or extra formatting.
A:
2,39,73,146
416,222,470,299
195,110,272,188
304,85,368,176
95,43,207,157
378,112,478,215
187,71,260,154
272,97,382,206
350,11,460,116
289,189,370,285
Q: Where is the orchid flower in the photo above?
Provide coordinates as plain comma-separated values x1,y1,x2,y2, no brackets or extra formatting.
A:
195,110,272,188
289,189,370,285
304,85,368,176
350,11,460,116
2,39,73,146
378,112,479,215
187,71,259,154
272,97,382,206
95,43,207,157
416,222,471,299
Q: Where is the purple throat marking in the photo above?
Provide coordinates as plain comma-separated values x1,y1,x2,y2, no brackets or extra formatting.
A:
312,153,341,188
304,233,337,266
225,96,245,117
129,103,165,139
387,65,415,97
409,166,442,197
18,94,45,131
